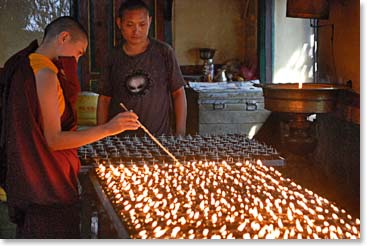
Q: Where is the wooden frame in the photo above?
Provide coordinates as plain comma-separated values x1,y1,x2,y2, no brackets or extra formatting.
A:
258,0,273,84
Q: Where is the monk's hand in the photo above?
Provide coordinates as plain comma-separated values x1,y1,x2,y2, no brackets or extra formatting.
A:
105,111,140,136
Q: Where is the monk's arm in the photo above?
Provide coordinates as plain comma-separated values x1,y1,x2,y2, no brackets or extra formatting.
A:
35,69,139,150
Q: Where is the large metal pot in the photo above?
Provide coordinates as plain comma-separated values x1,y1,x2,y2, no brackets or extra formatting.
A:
261,83,347,113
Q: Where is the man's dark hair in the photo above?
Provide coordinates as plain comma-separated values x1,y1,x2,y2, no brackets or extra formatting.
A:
43,16,88,42
118,0,151,18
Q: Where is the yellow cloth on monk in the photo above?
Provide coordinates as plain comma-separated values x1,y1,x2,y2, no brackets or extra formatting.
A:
0,186,6,202
29,53,65,116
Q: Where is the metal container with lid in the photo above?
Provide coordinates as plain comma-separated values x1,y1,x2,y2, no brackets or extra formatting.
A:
186,81,270,137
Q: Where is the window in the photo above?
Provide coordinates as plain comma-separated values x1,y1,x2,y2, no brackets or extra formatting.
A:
259,0,317,84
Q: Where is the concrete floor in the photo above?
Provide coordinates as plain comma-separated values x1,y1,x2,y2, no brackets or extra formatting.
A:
274,153,360,219
254,113,360,220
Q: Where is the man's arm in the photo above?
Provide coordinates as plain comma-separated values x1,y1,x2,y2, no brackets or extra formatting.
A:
97,95,112,125
171,86,187,136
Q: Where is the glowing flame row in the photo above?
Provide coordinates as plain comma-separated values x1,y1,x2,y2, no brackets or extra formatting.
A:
96,160,360,239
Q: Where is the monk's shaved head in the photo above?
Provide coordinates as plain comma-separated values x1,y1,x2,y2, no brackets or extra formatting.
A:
43,16,87,43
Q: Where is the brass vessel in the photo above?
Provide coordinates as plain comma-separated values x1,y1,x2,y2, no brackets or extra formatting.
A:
261,83,348,155
262,83,347,113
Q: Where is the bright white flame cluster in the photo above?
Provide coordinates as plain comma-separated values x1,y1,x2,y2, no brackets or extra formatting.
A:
96,160,360,239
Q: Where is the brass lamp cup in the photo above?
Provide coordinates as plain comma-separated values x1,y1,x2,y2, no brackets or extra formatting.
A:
199,48,216,60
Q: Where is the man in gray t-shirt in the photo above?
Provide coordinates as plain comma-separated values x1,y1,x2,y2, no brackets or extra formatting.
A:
97,0,187,136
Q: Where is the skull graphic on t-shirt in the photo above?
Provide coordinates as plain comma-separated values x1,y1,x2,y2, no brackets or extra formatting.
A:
124,69,151,96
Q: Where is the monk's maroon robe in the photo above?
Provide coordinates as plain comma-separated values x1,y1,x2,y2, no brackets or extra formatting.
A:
3,40,81,211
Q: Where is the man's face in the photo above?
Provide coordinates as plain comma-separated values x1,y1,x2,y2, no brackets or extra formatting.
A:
117,8,151,45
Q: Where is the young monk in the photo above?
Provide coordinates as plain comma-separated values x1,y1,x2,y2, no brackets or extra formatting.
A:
0,16,140,238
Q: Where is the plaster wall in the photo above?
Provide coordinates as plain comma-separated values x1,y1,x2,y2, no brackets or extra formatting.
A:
173,0,247,66
0,0,70,67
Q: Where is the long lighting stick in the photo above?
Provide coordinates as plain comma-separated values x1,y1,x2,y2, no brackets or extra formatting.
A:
119,102,181,166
